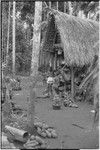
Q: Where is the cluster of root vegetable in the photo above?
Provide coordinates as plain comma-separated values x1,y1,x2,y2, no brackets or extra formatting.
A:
7,119,57,149
23,135,47,149
35,122,57,138
24,121,57,149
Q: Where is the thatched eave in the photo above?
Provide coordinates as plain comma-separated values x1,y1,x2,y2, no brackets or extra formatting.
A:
41,9,99,67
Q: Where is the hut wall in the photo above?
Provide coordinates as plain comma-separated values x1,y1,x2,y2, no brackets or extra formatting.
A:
39,14,57,72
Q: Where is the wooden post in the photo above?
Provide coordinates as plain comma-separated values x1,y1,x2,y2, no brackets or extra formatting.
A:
71,66,74,102
12,1,16,76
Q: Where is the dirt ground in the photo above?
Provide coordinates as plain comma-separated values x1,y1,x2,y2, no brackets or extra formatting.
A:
7,77,99,149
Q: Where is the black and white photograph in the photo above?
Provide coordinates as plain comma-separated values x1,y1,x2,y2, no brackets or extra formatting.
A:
1,0,99,149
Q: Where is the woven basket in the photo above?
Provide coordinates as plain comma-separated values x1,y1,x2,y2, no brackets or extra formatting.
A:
52,104,61,110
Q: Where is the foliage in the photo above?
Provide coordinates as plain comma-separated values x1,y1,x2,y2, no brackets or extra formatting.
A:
2,1,99,76
2,2,32,75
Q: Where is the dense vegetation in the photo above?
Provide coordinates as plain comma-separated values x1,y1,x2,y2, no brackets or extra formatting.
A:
2,1,99,75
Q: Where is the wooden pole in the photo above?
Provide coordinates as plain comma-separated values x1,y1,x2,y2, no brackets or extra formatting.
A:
71,66,74,102
12,1,16,76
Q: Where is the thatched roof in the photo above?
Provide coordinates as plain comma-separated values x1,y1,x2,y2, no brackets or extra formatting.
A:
41,9,99,67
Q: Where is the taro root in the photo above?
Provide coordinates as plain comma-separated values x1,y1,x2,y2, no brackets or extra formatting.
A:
51,130,58,138
24,140,39,147
35,136,44,144
40,132,47,138
45,130,51,138
47,128,54,132
34,122,43,128
37,127,42,134
35,121,58,139
42,123,49,129
30,135,35,140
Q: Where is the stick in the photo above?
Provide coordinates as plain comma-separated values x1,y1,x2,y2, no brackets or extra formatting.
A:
72,123,85,129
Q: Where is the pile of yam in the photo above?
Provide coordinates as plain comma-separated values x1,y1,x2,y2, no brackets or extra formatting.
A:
24,135,47,149
34,122,58,138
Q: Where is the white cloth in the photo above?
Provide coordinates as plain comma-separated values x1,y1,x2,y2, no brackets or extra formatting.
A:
47,77,54,84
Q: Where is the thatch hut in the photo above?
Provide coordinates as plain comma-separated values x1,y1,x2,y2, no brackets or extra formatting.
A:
39,9,99,102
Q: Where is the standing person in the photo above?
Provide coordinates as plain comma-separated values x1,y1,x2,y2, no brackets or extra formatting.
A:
43,71,54,97
46,71,54,97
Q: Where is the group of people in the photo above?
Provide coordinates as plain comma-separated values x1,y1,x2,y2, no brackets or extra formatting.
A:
44,62,69,99
46,70,65,97
43,63,78,108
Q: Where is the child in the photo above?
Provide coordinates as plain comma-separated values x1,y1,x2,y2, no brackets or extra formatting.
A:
43,71,54,97
46,72,54,97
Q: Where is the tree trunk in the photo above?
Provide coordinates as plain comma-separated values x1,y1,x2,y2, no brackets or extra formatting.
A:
68,1,73,15
6,2,11,71
2,20,4,61
6,2,11,57
78,10,86,18
29,2,42,132
71,66,74,102
12,1,16,77
31,2,42,76
64,2,67,13
68,2,74,102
